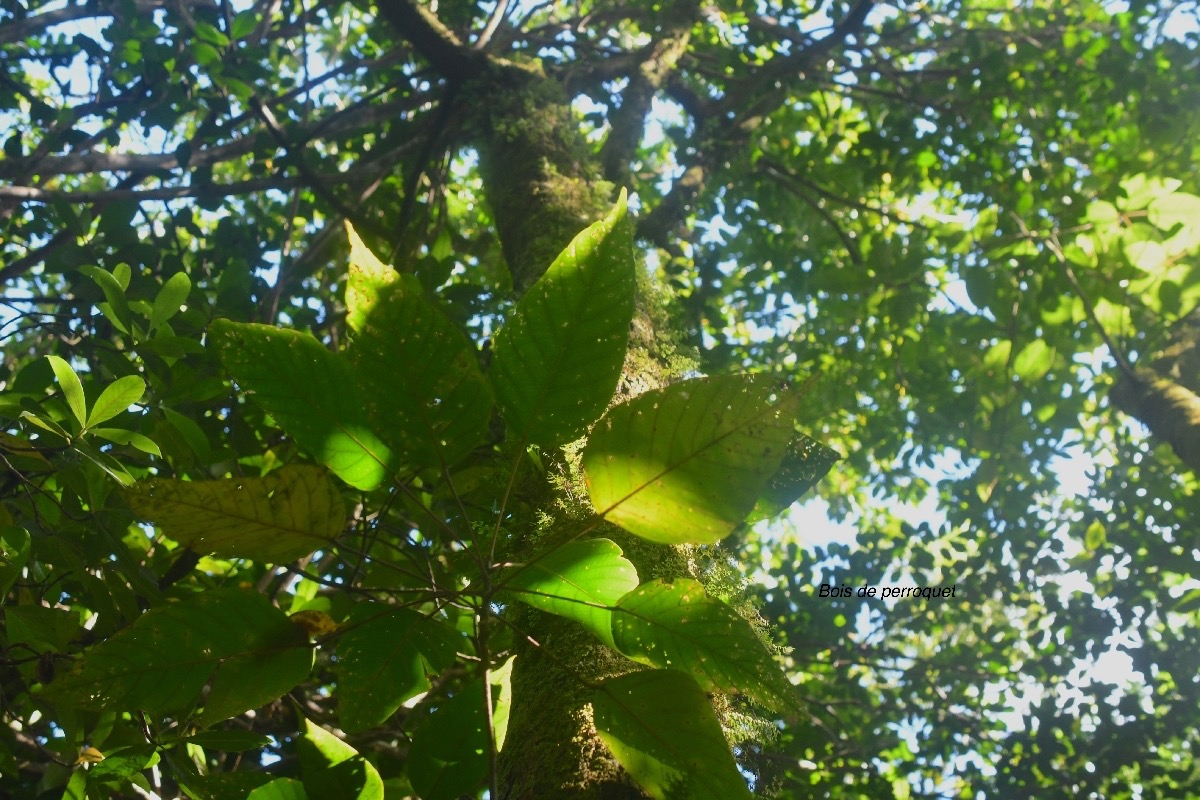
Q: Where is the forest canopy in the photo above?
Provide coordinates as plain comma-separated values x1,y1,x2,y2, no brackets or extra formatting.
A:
2,0,1199,798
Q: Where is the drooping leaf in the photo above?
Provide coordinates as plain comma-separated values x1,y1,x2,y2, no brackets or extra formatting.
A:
209,320,393,490
592,669,752,800
348,270,493,469
86,375,145,429
46,355,87,427
91,427,161,457
490,190,635,447
501,538,638,648
80,265,133,335
47,588,312,724
344,222,397,335
407,679,488,800
123,465,346,563
298,719,384,800
582,374,801,544
71,438,135,486
612,578,801,713
336,604,463,732
747,432,841,523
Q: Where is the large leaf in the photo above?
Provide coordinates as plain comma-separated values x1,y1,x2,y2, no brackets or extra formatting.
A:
209,320,393,490
48,588,312,724
407,679,488,800
582,374,801,544
336,605,464,732
501,538,638,648
298,719,384,800
612,578,801,713
592,669,752,800
490,190,635,447
123,465,346,563
348,265,492,469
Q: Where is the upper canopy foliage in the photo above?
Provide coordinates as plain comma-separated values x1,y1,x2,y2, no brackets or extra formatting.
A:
1,0,1199,798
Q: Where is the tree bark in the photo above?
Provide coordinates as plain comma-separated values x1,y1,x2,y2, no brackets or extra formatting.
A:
1111,315,1200,475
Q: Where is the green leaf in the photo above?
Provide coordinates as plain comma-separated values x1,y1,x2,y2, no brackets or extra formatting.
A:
162,406,210,458
230,10,260,40
80,266,134,335
747,432,841,523
123,465,346,563
91,427,161,457
1012,340,1055,381
46,355,87,427
87,746,159,782
407,679,488,800
248,779,308,800
86,375,145,428
47,588,312,723
182,730,273,752
71,438,136,486
490,190,635,446
592,669,752,800
298,719,383,800
209,320,393,490
582,375,801,544
336,605,463,732
344,222,397,335
612,579,801,713
348,271,493,469
501,538,639,648
151,272,192,330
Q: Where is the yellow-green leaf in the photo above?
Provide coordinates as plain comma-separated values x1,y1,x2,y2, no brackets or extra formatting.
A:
123,465,346,563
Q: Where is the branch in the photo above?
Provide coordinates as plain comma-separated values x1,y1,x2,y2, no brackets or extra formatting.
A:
0,0,217,45
371,0,483,82
0,96,419,181
599,30,694,186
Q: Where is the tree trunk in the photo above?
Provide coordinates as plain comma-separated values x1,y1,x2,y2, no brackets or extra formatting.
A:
1111,368,1200,475
464,63,695,799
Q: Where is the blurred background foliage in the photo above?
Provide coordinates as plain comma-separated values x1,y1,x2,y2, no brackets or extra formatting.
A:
2,0,1199,797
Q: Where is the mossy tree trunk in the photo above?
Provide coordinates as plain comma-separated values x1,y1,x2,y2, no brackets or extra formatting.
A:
369,5,699,796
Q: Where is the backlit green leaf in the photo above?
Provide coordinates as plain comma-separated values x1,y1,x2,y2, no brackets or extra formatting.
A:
491,190,635,446
582,375,801,544
248,779,308,800
151,272,191,329
344,223,397,335
46,355,87,427
123,464,346,563
86,375,145,428
298,719,383,800
502,538,638,648
348,268,492,469
1012,340,1055,381
209,320,393,490
612,579,801,713
592,669,752,800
